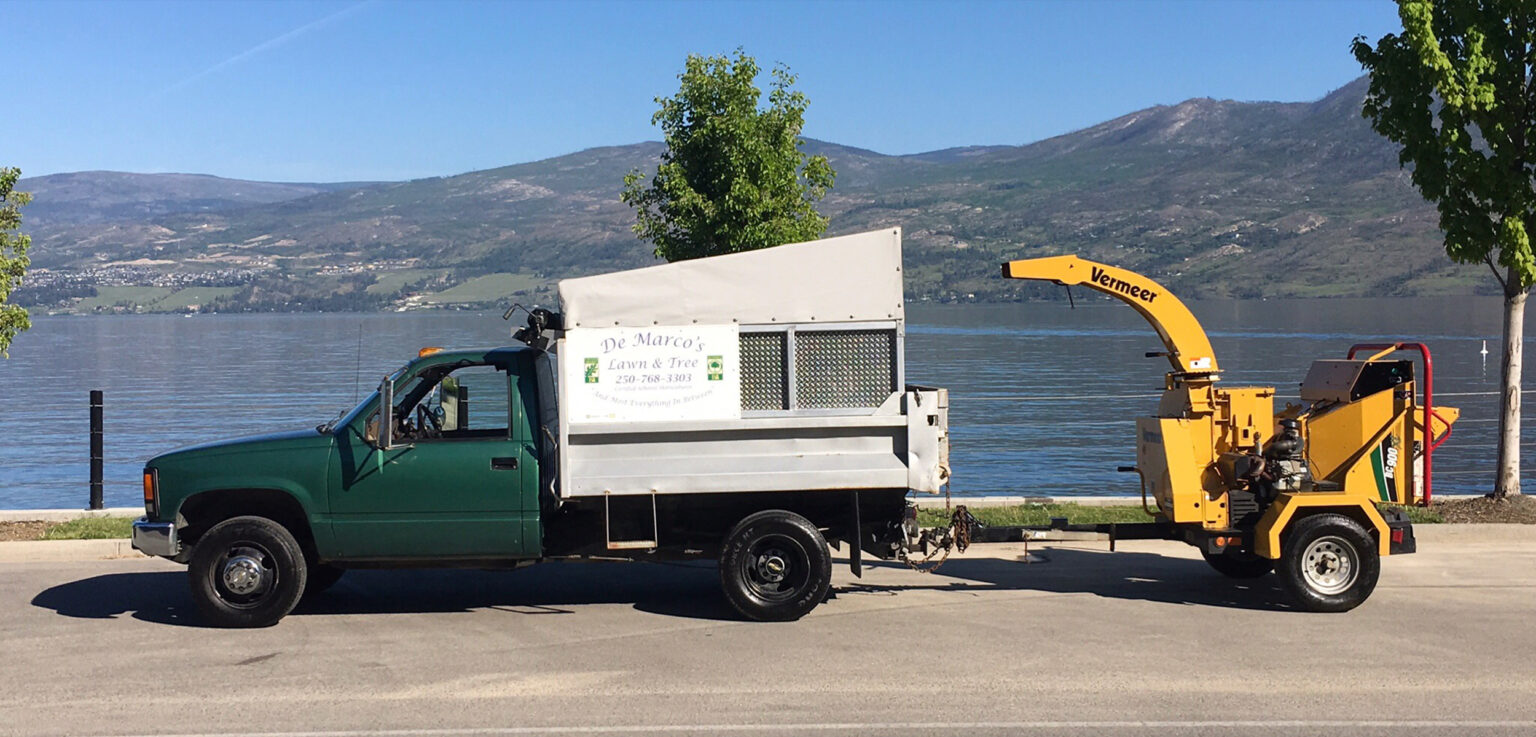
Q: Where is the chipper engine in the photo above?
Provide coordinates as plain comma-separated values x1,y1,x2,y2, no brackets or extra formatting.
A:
990,255,1459,611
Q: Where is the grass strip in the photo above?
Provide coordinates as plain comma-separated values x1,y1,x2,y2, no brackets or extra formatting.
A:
916,503,1157,528
41,516,137,540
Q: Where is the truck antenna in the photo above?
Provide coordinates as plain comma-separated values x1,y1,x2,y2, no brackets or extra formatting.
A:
353,322,363,404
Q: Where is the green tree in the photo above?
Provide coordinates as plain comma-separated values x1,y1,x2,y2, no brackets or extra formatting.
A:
0,167,32,358
1353,1,1535,498
622,50,835,262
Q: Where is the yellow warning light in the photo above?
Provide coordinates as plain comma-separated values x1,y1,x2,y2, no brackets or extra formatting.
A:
418,346,444,358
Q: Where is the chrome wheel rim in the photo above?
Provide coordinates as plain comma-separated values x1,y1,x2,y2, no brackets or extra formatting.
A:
1301,535,1357,596
215,543,277,608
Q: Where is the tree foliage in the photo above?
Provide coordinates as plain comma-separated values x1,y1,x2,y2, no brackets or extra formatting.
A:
622,50,835,262
1353,1,1536,498
1352,1,1536,294
0,167,32,357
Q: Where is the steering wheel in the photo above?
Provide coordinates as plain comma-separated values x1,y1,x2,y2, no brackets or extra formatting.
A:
417,404,443,438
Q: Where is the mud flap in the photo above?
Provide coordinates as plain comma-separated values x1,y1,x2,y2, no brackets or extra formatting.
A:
849,490,863,578
1380,506,1417,555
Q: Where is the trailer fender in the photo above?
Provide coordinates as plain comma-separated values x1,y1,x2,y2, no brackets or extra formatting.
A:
1253,492,1390,559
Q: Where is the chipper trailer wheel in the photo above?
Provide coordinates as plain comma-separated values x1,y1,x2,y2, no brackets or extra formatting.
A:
1277,513,1380,613
719,510,833,622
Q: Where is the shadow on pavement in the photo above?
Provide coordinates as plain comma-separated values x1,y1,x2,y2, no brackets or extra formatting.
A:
834,547,1295,612
30,561,737,627
31,546,1292,627
30,570,206,626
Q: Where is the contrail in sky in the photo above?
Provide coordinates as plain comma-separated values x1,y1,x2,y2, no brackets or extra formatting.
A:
156,1,373,98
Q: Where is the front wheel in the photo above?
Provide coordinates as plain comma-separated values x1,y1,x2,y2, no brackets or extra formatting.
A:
188,516,308,628
719,510,832,622
1277,513,1380,613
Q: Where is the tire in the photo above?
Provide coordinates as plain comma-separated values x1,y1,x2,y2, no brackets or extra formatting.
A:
719,510,832,622
1277,513,1380,613
303,563,346,599
1201,548,1274,579
188,516,308,628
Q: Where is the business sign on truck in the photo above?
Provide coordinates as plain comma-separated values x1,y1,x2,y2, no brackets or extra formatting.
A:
564,324,740,423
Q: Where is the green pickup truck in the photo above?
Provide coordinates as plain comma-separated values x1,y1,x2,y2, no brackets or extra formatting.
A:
132,229,953,627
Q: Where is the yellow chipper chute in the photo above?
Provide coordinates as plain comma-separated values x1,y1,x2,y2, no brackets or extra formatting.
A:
998,255,1457,612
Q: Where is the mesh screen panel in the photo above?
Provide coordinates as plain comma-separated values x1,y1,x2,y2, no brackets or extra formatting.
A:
794,330,896,409
740,332,787,411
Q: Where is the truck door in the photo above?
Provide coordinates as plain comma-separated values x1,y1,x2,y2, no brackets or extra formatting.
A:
329,360,538,559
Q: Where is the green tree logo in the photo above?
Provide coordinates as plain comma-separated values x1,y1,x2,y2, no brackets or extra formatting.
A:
707,355,724,381
584,358,600,384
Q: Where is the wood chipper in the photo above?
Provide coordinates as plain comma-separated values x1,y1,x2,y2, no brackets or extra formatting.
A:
991,255,1459,611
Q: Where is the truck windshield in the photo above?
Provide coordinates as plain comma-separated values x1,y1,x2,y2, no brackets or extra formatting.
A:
318,363,410,434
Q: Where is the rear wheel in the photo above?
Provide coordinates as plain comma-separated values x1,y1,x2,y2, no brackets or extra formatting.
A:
188,516,307,628
1277,513,1379,612
1201,548,1273,578
719,510,832,622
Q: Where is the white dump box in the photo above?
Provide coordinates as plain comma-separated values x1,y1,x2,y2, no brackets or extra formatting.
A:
548,228,949,499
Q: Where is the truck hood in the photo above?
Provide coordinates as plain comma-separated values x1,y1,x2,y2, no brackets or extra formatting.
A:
151,429,330,463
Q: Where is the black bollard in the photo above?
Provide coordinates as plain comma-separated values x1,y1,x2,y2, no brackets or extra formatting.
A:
89,390,103,510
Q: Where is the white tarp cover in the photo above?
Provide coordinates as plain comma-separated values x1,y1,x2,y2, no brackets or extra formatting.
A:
561,324,741,423
558,228,904,328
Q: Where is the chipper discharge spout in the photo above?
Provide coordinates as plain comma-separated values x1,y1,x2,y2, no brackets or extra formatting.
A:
998,254,1458,612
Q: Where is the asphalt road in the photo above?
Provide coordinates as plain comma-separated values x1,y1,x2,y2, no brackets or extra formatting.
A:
2,532,1534,737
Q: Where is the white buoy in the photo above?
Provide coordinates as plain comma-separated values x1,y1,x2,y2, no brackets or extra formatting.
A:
1482,340,1490,358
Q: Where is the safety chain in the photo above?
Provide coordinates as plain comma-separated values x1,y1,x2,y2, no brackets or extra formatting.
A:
899,479,977,574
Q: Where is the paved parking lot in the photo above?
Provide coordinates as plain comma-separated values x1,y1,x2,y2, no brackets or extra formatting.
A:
2,530,1533,736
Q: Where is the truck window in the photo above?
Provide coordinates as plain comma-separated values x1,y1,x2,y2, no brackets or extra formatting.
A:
395,364,511,441
435,365,511,436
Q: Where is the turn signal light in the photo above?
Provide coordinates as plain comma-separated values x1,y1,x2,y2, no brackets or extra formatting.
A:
418,346,444,357
142,469,159,518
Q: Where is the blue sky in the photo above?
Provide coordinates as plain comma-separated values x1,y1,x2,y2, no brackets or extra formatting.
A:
5,0,1402,183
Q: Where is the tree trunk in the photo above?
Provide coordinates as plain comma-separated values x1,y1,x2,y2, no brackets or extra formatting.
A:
1494,289,1527,498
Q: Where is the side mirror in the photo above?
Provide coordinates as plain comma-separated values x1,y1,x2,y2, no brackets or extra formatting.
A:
368,375,395,450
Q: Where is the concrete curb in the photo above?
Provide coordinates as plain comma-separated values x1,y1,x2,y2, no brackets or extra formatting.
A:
1413,524,1536,543
0,508,141,522
0,539,146,563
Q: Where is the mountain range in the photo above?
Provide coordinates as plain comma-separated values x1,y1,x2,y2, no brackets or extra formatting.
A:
14,75,1485,313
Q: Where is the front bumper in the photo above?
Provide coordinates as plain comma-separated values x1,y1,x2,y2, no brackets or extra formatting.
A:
130,518,180,558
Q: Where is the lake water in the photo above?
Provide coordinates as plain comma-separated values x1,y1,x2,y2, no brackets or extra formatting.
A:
0,298,1522,509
